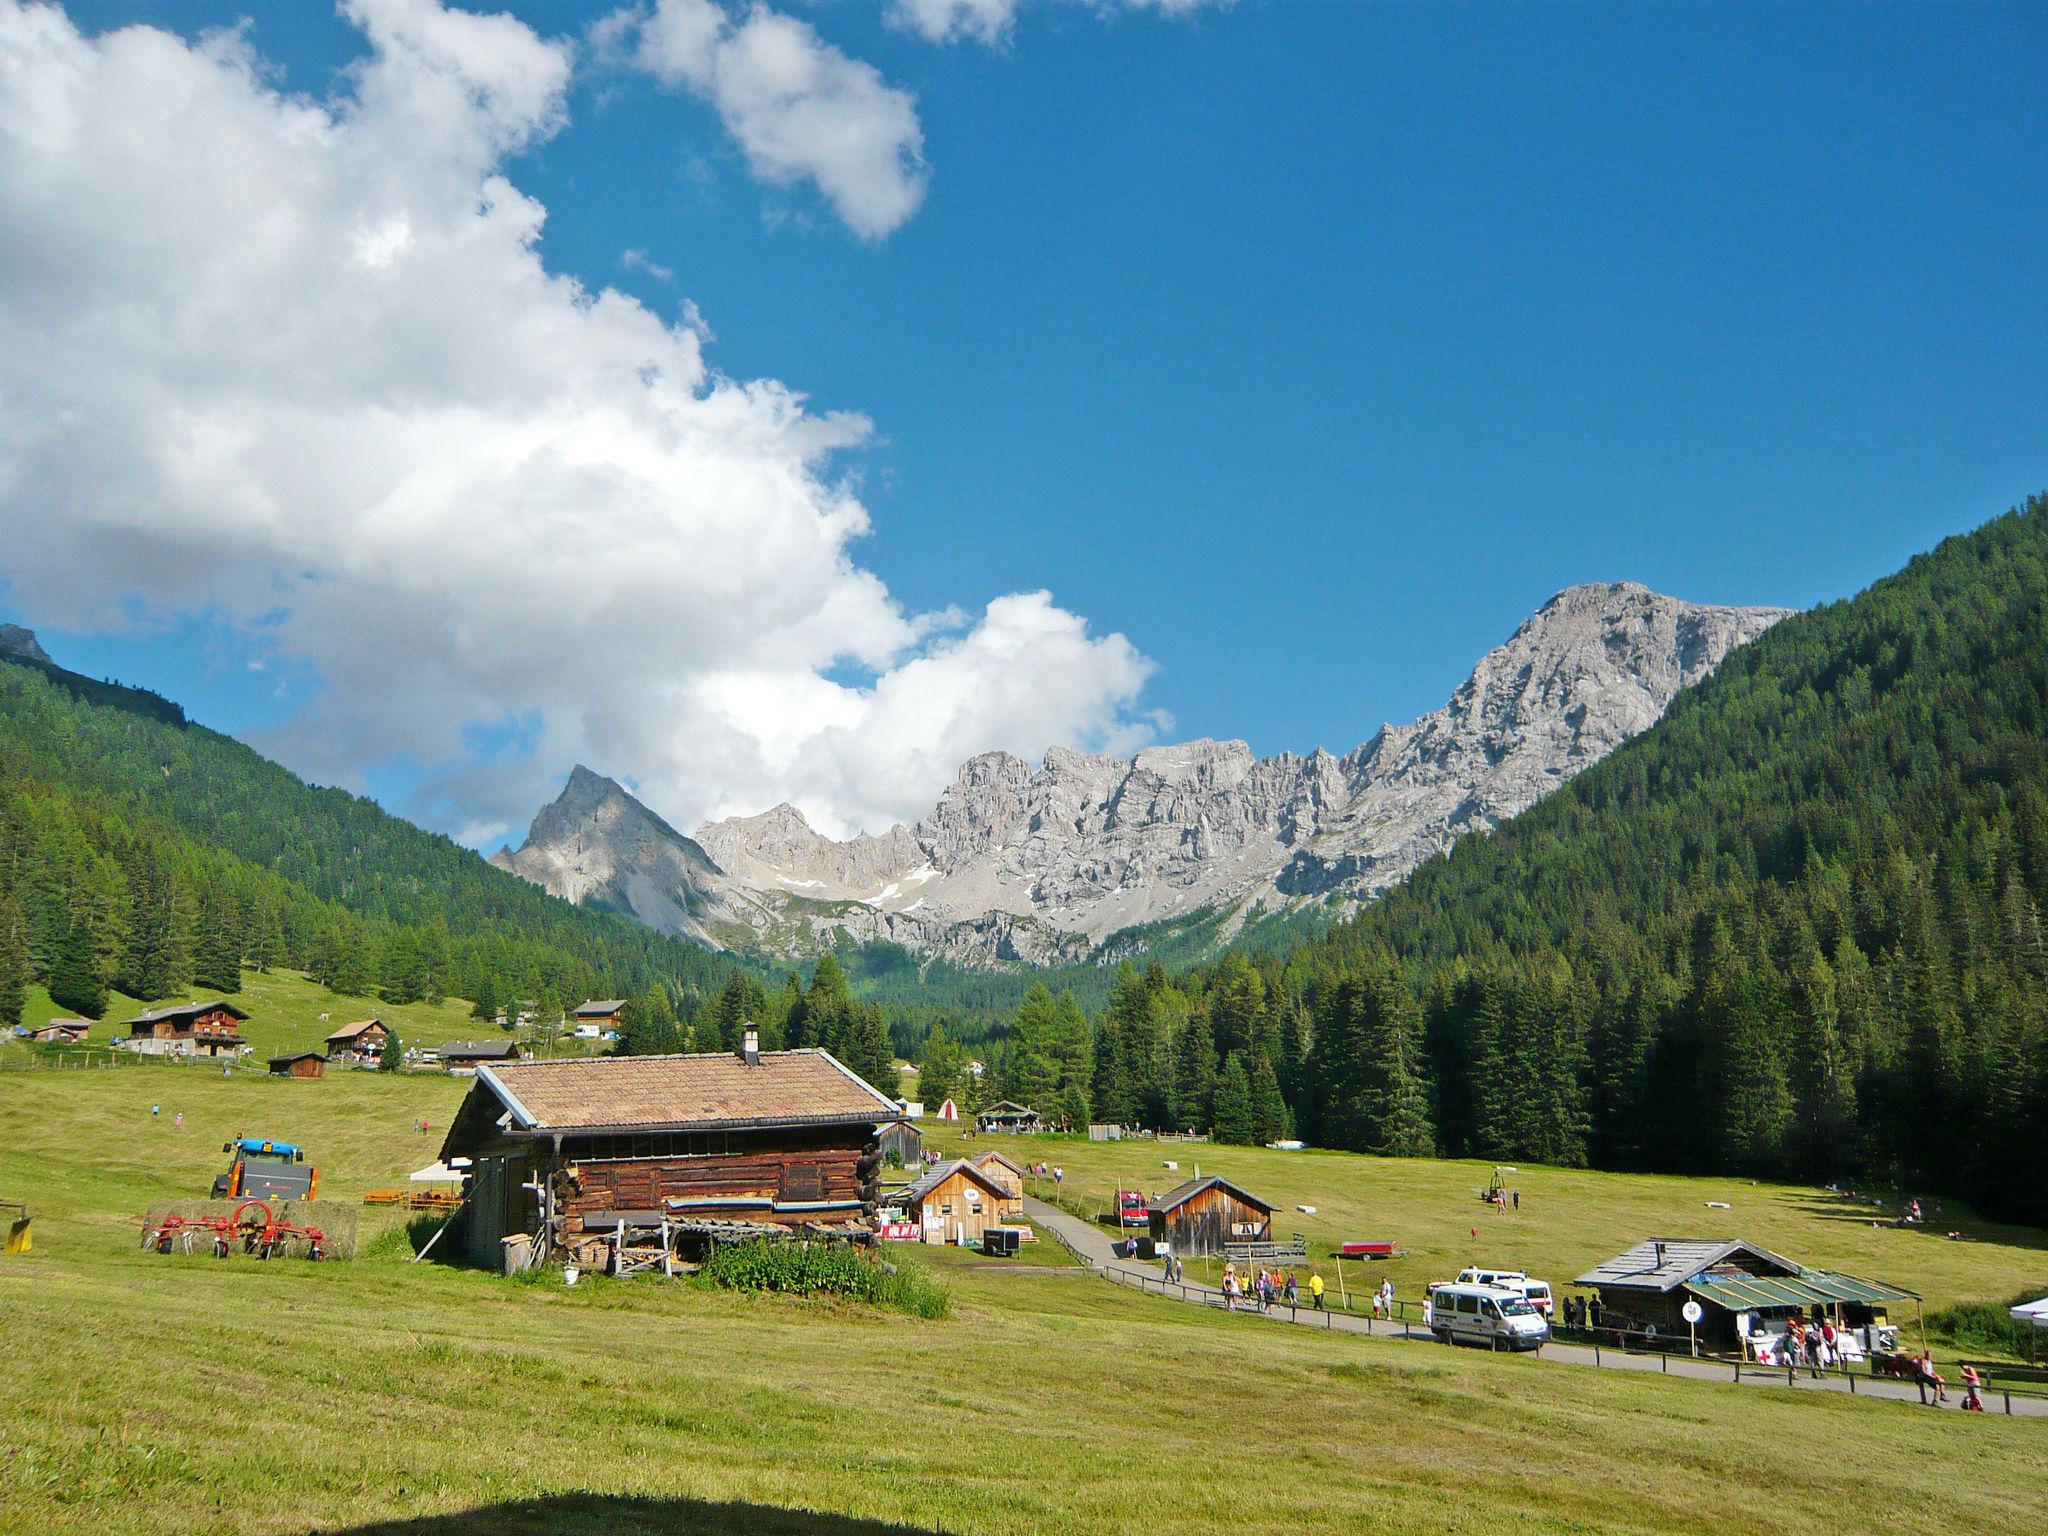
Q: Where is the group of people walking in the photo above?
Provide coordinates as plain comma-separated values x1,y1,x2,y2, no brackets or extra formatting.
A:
1220,1263,1298,1312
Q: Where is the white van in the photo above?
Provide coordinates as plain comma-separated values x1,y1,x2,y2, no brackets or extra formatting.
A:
1427,1282,1550,1351
1455,1267,1554,1317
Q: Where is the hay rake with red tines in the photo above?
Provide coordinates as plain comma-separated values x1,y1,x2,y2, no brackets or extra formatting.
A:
140,1199,327,1261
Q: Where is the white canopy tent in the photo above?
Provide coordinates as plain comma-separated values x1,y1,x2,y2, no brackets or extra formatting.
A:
2011,1296,2048,1329
409,1159,470,1183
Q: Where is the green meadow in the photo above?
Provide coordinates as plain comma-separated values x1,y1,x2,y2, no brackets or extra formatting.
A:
920,1126,2048,1336
0,1068,2043,1535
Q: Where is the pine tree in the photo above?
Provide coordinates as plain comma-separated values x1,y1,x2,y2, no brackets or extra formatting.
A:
1248,1051,1287,1146
471,973,501,1023
1211,1052,1257,1145
48,900,109,1019
618,986,683,1056
192,886,242,994
1170,1012,1217,1132
116,850,185,1001
380,1028,403,1071
0,894,27,1029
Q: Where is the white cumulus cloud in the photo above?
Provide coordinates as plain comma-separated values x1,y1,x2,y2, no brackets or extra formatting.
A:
890,0,1233,48
0,0,1153,843
614,0,928,242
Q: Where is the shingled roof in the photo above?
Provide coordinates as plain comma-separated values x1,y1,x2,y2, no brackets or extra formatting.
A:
574,999,627,1017
902,1158,1012,1206
461,1048,898,1138
324,1018,386,1043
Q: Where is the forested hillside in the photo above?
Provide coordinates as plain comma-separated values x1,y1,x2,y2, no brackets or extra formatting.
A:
1173,496,2048,1218
0,656,732,1024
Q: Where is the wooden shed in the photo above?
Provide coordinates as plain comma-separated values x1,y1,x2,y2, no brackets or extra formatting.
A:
268,1051,327,1079
1574,1237,1917,1350
29,1020,89,1044
1147,1175,1273,1258
901,1159,1016,1246
876,1118,922,1169
438,1035,900,1271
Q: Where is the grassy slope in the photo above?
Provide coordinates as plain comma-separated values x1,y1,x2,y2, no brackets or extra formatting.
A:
921,1127,2048,1329
0,1073,2043,1536
3,967,507,1063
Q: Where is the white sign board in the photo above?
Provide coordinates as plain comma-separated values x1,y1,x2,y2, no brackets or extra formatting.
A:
1681,1300,1704,1325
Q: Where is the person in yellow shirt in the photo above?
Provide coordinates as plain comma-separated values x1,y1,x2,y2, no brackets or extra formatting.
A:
1309,1269,1326,1310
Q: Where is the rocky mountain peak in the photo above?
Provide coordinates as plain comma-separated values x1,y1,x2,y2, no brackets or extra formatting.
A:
0,623,52,664
493,581,1791,966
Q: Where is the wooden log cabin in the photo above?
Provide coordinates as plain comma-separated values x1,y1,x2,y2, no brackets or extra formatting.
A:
1147,1175,1274,1258
118,1001,250,1058
439,1030,901,1271
268,1051,327,1079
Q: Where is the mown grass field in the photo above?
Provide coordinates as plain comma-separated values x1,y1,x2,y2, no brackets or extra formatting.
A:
0,1070,2044,1536
921,1125,2048,1336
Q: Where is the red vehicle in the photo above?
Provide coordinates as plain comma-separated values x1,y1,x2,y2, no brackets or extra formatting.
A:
1116,1190,1150,1229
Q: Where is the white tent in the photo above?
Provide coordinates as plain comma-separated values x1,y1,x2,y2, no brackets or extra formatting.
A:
409,1159,469,1183
2010,1296,2048,1329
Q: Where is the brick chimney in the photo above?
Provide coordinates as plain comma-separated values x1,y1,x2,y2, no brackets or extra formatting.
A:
741,1024,760,1066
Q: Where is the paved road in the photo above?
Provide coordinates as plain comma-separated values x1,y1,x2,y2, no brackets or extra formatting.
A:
1021,1197,2046,1419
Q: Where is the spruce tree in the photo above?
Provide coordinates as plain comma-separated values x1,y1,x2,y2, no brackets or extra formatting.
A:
116,851,185,1001
48,901,108,1019
1248,1051,1288,1146
1211,1052,1256,1145
380,1029,403,1071
192,887,243,994
471,973,501,1023
0,895,27,1029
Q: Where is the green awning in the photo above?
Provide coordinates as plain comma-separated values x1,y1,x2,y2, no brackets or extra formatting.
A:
1683,1267,1918,1312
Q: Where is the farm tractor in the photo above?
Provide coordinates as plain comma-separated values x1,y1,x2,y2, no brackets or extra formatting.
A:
211,1136,317,1201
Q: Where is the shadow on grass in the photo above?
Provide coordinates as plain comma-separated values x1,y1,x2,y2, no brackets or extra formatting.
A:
311,1494,948,1535
1784,1193,2048,1252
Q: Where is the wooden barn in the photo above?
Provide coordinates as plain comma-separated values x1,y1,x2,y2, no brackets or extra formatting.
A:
975,1100,1042,1134
29,1020,89,1044
1147,1175,1273,1258
1575,1238,1917,1350
439,1031,901,1271
970,1150,1026,1219
901,1159,1016,1246
268,1051,327,1079
119,1001,249,1058
324,1018,391,1066
876,1118,923,1168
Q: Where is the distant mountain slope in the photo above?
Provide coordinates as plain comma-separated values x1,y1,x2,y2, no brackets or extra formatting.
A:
0,640,729,1020
1240,495,2048,1219
496,582,1787,965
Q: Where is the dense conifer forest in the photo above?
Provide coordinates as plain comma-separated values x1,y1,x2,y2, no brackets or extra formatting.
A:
1024,497,2048,1220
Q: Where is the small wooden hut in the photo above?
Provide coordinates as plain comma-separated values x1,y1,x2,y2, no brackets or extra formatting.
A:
268,1051,327,1079
440,1039,522,1069
1147,1175,1273,1258
29,1020,89,1044
901,1159,1016,1246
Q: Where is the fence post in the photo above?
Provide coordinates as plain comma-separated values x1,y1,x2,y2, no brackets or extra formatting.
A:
1734,1361,1740,1383
1848,1372,1855,1394
1594,1343,1601,1367
2005,1390,2012,1415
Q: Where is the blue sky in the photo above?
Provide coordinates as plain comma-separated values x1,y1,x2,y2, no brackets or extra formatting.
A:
9,0,2047,842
